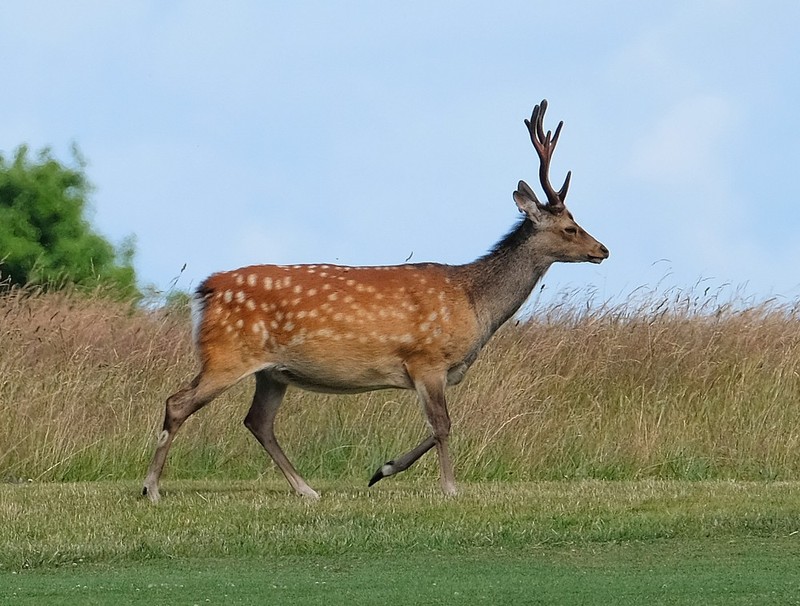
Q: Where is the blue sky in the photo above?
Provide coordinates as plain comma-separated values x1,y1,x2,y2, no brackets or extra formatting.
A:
2,2,799,308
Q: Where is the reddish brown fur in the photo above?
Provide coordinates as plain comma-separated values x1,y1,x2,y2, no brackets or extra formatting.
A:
196,263,480,391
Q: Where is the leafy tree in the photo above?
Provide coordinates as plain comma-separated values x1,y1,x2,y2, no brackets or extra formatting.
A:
0,145,138,297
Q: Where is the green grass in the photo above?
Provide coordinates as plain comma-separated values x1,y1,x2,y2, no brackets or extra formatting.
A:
5,541,800,605
1,480,799,604
2,479,799,569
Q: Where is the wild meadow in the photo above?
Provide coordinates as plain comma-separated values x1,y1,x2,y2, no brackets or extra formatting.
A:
2,284,800,485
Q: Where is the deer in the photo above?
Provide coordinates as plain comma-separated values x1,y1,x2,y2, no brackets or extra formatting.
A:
142,99,609,502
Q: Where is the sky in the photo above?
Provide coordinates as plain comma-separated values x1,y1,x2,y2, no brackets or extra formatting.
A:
2,1,799,310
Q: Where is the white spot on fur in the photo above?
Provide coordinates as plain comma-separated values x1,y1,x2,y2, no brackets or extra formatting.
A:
263,277,273,290
246,299,256,311
235,291,246,303
307,288,318,297
247,274,257,287
288,334,307,346
223,290,233,303
293,284,303,294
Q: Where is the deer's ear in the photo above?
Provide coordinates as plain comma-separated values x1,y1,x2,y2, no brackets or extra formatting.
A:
513,181,544,224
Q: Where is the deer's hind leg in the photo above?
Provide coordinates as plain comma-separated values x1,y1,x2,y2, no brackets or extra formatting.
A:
142,368,239,503
244,371,320,499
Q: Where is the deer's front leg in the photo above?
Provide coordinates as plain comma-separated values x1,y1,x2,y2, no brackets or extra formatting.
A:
369,371,456,496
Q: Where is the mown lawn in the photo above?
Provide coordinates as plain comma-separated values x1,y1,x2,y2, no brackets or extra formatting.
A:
1,479,799,604
5,539,800,605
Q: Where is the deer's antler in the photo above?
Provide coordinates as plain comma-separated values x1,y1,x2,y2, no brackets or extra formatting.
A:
524,99,571,213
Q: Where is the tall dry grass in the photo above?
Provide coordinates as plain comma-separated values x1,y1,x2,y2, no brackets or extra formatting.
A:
2,285,800,484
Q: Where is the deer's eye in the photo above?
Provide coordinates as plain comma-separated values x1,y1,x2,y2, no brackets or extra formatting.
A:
564,226,578,236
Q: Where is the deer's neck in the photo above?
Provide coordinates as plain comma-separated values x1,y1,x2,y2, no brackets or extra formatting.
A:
459,218,553,342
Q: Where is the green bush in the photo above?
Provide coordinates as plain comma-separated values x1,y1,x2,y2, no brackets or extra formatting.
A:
0,145,137,298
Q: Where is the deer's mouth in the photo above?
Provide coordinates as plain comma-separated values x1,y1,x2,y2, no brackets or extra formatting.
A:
588,245,609,264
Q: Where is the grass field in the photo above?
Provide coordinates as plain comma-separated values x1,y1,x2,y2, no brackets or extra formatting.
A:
3,286,800,485
1,480,799,604
2,288,800,603
5,540,800,605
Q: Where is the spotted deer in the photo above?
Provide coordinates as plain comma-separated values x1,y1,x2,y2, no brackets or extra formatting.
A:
142,100,609,502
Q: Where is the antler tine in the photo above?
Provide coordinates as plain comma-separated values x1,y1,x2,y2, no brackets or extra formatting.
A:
558,170,571,201
524,99,569,212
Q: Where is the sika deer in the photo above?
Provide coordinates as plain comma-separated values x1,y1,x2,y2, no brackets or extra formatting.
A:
142,100,608,502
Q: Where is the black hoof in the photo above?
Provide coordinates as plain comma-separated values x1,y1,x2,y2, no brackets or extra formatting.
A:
368,460,394,487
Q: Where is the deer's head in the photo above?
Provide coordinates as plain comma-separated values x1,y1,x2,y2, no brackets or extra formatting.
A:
513,100,609,265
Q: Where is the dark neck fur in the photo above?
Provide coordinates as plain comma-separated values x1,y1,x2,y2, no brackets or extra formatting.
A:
456,217,554,341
